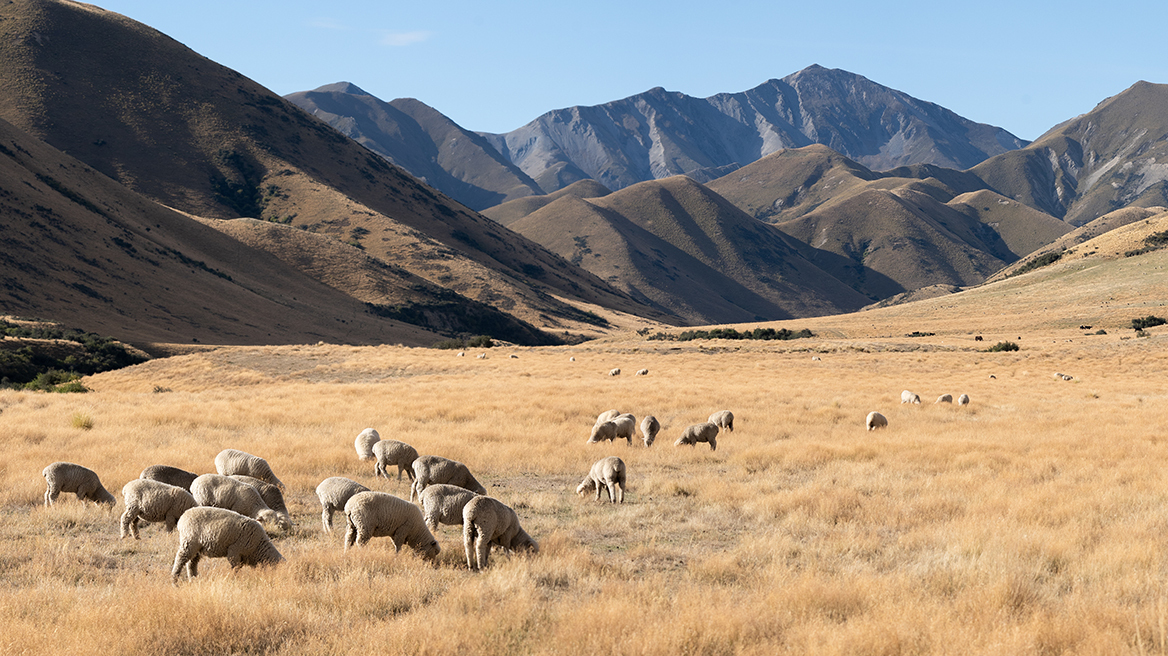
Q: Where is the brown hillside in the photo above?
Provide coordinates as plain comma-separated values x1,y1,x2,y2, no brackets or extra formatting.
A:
0,0,665,337
482,179,612,226
946,189,1073,257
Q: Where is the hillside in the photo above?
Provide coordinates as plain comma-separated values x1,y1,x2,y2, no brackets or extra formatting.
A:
0,0,667,340
482,179,612,227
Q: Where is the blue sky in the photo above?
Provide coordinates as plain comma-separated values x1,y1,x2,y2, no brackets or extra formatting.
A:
97,0,1168,141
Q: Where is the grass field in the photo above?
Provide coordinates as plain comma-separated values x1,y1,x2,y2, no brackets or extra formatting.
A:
3,320,1168,655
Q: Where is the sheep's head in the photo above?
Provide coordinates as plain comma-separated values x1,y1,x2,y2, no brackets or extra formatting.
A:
415,538,440,561
257,509,291,533
513,531,539,554
575,479,596,497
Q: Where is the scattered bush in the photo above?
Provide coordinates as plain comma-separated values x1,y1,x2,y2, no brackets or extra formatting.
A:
905,331,935,337
0,320,146,388
71,412,93,429
1124,230,1168,257
647,327,814,342
432,335,496,350
1009,250,1063,277
1131,316,1166,331
985,341,1020,352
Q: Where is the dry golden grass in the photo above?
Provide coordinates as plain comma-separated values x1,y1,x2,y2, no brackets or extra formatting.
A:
4,324,1168,654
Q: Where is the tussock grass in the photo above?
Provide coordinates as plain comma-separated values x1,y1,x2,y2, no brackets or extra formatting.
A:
3,333,1168,654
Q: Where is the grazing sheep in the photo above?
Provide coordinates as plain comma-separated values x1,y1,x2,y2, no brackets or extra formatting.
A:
639,415,660,447
635,368,648,376
811,355,822,361
612,414,636,445
608,368,621,376
463,495,538,571
190,474,291,532
373,439,419,481
42,462,116,507
569,356,575,362
410,455,487,503
588,421,619,444
477,353,486,359
315,476,370,533
343,491,440,560
576,456,626,503
957,394,971,406
120,478,197,539
419,484,478,532
229,475,292,528
708,410,734,432
594,409,620,426
901,390,921,404
456,351,465,357
171,507,284,583
139,464,199,492
866,411,888,431
354,428,381,461
674,422,719,451
214,449,284,489
935,394,953,404
509,354,519,359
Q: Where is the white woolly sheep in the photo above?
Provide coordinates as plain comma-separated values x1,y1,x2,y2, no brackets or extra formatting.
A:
315,476,370,533
588,420,619,444
576,456,626,503
901,390,921,404
935,394,953,404
708,410,734,432
229,475,292,528
373,439,419,481
569,356,575,362
674,422,719,451
214,449,284,489
639,415,660,447
594,409,620,426
190,474,291,532
866,411,888,431
419,483,479,532
42,462,116,507
509,354,518,359
636,368,648,376
120,478,198,539
612,414,637,445
957,394,971,406
456,351,464,357
343,491,440,560
171,506,284,583
354,427,381,461
477,353,486,359
139,464,199,492
410,455,487,503
608,368,621,376
463,495,538,571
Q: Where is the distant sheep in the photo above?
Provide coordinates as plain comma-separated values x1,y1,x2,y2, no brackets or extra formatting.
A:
477,353,486,360
190,474,290,532
42,462,115,507
373,439,419,481
708,410,734,432
608,368,621,376
171,506,284,583
229,475,292,528
456,351,465,357
611,414,636,445
569,356,576,362
957,394,971,406
419,483,479,532
120,478,198,539
594,409,620,426
811,355,822,361
354,428,381,461
866,411,888,431
139,464,199,492
343,491,440,560
315,476,370,533
674,422,719,451
635,368,648,376
901,390,921,404
509,354,519,359
935,394,953,404
214,449,284,489
1053,372,1073,381
576,456,626,503
463,495,538,571
411,455,486,503
639,415,660,447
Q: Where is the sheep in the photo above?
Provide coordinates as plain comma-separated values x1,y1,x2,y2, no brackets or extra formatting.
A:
463,495,538,571
419,484,478,532
509,354,519,359
708,410,734,432
315,476,370,533
139,464,199,492
354,428,381,461
635,368,648,376
935,394,953,404
639,415,660,447
674,422,719,451
957,394,971,406
229,475,292,528
120,478,198,539
410,455,486,503
901,390,921,404
588,420,618,444
866,411,888,431
594,409,620,426
343,491,440,561
811,355,822,361
476,353,486,359
42,462,116,507
608,368,621,376
373,439,419,481
214,449,284,489
171,506,284,583
576,456,626,503
190,474,291,532
456,351,465,357
569,356,575,362
612,414,637,445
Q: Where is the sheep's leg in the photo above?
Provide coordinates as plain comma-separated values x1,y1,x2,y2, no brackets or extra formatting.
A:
616,481,624,503
187,553,200,579
606,481,618,503
172,542,195,582
322,506,333,533
475,534,490,570
594,482,602,502
709,437,717,451
344,519,358,550
120,506,138,539
463,522,477,570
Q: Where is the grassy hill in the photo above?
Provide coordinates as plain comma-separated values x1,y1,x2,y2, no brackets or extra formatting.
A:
482,179,612,226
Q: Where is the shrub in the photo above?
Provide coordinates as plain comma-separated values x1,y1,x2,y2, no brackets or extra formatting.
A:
1009,250,1063,277
1131,316,1166,331
71,412,93,429
985,341,1020,352
647,327,814,342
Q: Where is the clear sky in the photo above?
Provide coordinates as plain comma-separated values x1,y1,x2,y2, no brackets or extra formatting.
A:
95,0,1168,142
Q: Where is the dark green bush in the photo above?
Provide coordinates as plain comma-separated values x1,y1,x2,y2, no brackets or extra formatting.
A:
985,341,1020,352
647,327,814,342
1131,315,1166,331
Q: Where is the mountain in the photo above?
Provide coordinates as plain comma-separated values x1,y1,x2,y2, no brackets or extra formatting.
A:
285,83,544,210
0,0,668,341
479,65,1027,195
482,179,612,227
972,81,1168,226
508,175,871,324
